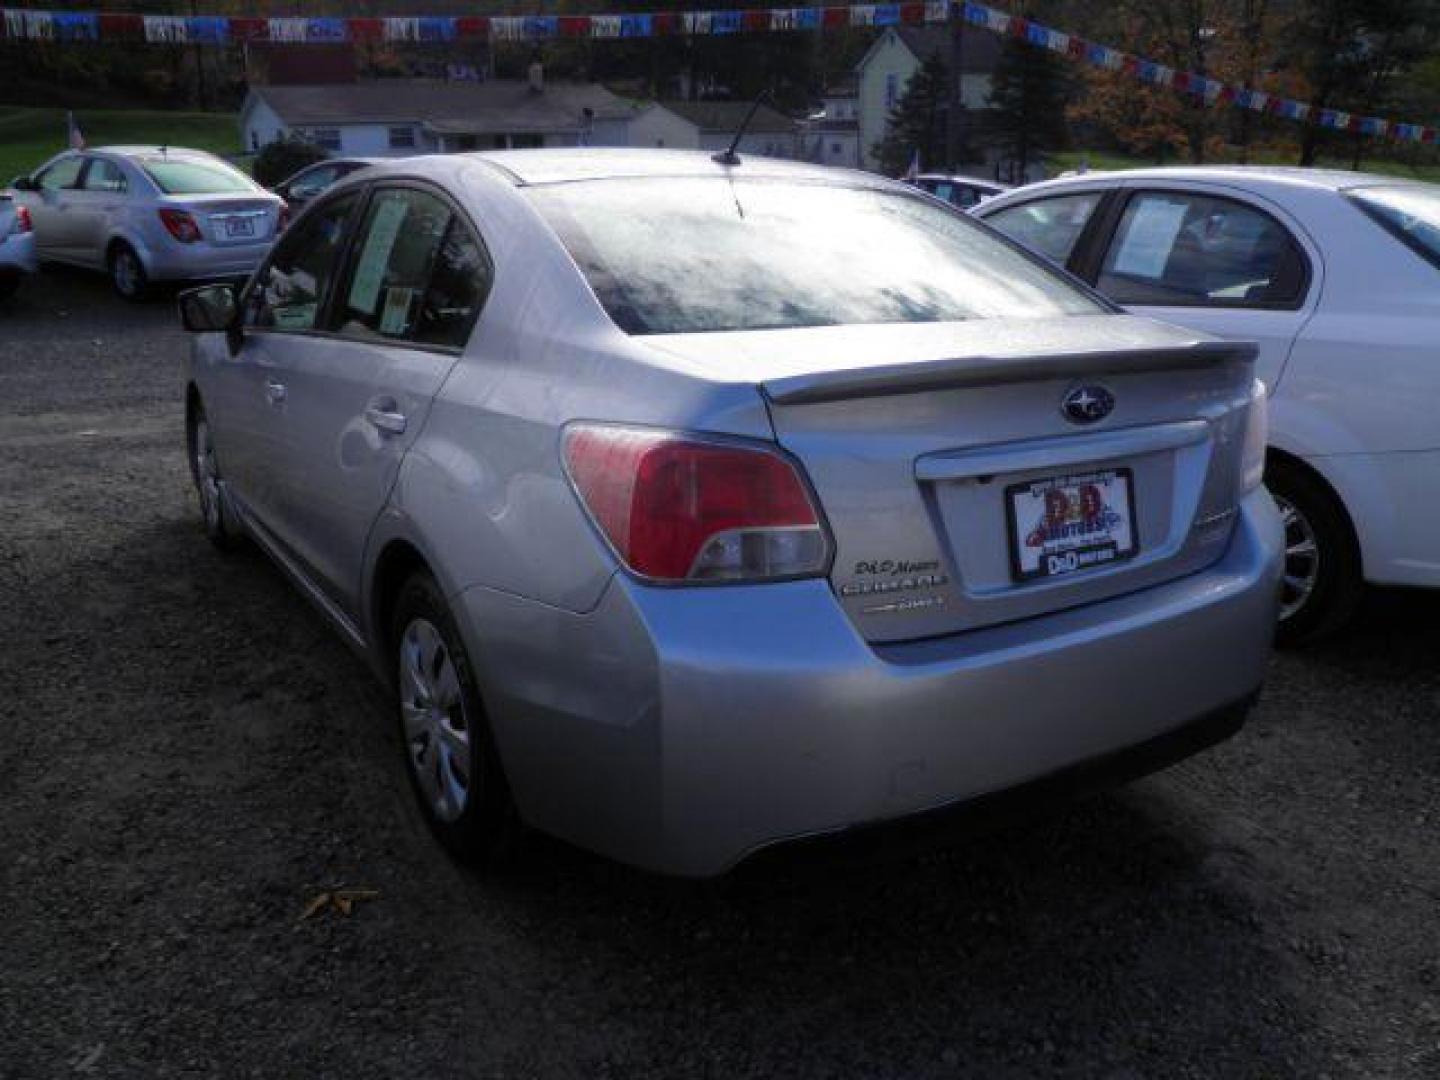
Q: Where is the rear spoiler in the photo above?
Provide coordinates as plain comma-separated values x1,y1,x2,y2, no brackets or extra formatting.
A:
760,340,1257,407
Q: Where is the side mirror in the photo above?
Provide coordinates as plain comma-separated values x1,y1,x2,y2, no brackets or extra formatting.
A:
178,283,240,334
11,175,38,192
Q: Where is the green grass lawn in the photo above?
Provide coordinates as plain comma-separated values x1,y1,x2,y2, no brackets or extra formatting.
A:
0,106,241,182
1047,146,1440,183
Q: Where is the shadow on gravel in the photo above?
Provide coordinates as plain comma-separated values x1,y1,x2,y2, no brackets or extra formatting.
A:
481,787,1319,1074
43,511,1423,1075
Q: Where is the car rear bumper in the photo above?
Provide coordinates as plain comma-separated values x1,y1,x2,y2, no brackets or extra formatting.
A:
0,231,38,275
462,489,1282,877
140,241,270,283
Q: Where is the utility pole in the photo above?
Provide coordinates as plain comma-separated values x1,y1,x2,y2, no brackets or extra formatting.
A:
946,3,965,170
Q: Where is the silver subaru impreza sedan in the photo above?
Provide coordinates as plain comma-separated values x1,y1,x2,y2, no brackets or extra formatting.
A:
178,150,1282,876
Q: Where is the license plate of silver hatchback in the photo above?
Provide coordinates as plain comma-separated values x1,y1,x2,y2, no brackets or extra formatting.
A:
224,217,253,238
1007,468,1138,581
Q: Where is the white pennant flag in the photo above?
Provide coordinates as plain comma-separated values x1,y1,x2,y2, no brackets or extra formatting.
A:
268,18,307,43
143,16,188,44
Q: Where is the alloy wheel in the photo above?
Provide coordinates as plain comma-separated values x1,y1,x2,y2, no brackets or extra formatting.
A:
1274,492,1320,623
398,618,472,823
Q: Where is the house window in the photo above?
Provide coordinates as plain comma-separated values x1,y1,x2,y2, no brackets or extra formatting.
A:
307,128,342,152
885,73,900,110
832,142,843,154
388,126,415,150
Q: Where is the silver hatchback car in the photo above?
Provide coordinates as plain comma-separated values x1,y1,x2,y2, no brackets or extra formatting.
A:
12,146,284,299
179,151,1282,876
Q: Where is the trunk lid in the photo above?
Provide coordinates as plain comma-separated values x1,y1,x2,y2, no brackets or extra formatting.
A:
164,195,280,245
646,315,1257,643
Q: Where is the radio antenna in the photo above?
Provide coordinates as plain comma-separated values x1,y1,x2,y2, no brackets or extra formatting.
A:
712,89,773,167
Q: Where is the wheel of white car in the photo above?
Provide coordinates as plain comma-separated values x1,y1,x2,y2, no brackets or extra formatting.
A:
0,272,19,302
1268,458,1362,646
108,243,148,301
392,572,519,863
188,403,240,550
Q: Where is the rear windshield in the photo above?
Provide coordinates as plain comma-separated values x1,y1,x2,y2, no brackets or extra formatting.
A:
527,177,1104,335
1348,184,1440,269
140,157,255,195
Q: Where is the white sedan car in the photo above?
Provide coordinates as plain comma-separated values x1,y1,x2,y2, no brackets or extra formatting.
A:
978,167,1440,641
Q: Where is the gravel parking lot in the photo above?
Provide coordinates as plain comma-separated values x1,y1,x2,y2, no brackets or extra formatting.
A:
2,267,1437,1079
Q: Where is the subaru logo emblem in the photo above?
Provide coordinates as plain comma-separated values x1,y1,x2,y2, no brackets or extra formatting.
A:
1061,384,1115,425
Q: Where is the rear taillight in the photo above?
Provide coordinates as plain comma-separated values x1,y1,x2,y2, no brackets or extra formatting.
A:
277,203,291,232
13,205,32,233
562,424,831,583
1241,378,1268,493
158,208,202,244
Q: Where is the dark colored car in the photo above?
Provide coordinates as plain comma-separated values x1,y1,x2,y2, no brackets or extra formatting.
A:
913,174,1009,211
273,158,381,212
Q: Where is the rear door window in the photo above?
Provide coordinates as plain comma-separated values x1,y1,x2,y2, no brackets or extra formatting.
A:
333,187,492,349
985,192,1104,265
1097,192,1307,307
246,192,358,332
81,159,128,194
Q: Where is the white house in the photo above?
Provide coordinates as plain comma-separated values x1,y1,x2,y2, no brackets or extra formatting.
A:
623,103,705,151
799,79,861,169
239,76,640,157
855,25,1000,172
652,100,803,160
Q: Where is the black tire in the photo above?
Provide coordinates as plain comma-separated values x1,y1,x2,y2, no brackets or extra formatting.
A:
187,401,241,550
1268,457,1363,646
391,572,520,863
108,242,149,301
0,272,19,302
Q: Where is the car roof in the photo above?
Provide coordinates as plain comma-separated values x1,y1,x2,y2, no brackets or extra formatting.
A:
991,165,1430,201
916,173,1005,188
385,148,891,188
89,145,226,161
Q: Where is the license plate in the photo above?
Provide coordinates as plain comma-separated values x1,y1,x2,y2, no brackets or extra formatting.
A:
1006,468,1138,581
223,217,255,238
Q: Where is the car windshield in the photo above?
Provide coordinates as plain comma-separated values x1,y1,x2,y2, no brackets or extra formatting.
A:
526,177,1103,335
1348,184,1440,269
140,157,255,195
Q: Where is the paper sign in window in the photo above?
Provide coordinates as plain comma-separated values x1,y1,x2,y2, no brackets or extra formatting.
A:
348,197,410,316
379,287,416,336
1113,198,1189,280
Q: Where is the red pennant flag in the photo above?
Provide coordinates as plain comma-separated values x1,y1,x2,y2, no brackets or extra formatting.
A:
348,18,384,42
455,16,488,39
98,12,145,39
559,16,589,37
653,12,680,34
823,7,849,28
900,2,927,23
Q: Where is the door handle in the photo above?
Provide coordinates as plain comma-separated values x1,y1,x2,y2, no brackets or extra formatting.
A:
265,380,287,405
364,398,408,436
